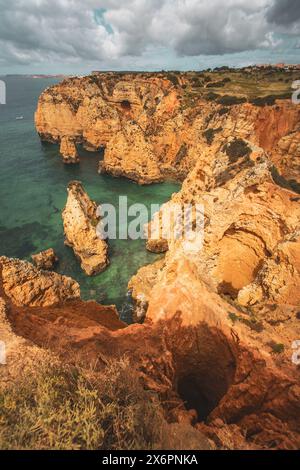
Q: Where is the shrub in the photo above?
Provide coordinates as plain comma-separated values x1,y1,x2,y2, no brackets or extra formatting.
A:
228,312,238,324
166,73,180,87
223,138,251,163
203,128,222,145
205,92,220,101
271,166,300,195
218,107,229,116
206,78,231,88
217,95,247,106
250,93,291,107
0,358,165,450
174,143,188,164
191,77,203,87
268,342,285,354
206,81,226,88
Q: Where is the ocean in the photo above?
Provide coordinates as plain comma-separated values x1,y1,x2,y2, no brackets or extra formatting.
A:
0,76,179,318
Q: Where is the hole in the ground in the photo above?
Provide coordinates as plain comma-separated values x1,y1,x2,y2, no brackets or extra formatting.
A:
178,375,215,421
175,324,237,422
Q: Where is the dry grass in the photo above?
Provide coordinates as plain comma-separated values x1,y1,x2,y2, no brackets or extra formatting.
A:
0,357,165,450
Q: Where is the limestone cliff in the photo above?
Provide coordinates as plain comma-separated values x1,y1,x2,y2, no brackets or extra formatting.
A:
126,152,300,448
18,71,300,449
144,143,300,308
35,72,300,186
62,181,109,276
2,253,299,449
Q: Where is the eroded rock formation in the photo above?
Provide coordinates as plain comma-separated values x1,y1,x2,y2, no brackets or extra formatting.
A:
143,144,300,308
10,71,298,449
35,72,300,185
127,141,300,448
31,248,58,270
59,136,79,164
62,181,109,276
1,254,299,449
0,256,80,307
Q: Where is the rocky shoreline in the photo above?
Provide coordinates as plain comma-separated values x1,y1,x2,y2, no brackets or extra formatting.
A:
1,71,299,449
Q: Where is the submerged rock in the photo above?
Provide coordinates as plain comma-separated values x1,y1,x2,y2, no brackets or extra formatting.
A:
62,181,109,276
31,248,58,270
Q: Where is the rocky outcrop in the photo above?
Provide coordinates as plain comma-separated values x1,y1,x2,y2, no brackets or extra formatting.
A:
0,296,54,388
3,254,299,449
255,103,300,182
238,229,300,307
27,71,300,448
145,259,300,450
62,181,109,276
35,72,300,186
31,248,58,270
0,260,125,389
126,143,300,448
0,256,80,307
139,142,300,309
59,136,79,164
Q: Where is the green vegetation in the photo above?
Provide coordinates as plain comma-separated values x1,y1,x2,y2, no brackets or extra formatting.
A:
174,143,188,164
217,107,230,116
271,166,300,195
250,93,291,106
228,312,264,333
203,127,222,145
228,312,238,324
268,342,285,354
0,358,165,450
166,72,180,87
168,68,299,108
223,138,251,163
217,95,247,106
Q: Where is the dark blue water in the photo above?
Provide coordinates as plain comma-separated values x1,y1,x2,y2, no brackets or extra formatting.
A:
0,77,180,315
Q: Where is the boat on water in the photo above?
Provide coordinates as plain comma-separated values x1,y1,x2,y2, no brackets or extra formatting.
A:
16,116,24,120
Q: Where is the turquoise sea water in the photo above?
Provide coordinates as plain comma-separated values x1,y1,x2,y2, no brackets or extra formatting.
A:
0,77,180,316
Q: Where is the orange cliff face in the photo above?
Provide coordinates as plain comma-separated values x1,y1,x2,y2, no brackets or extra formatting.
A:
35,72,300,184
1,253,299,450
255,102,300,181
128,145,300,449
13,72,298,449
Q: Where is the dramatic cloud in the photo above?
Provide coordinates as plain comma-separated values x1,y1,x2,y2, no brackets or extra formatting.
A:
0,0,299,71
267,0,300,36
267,0,300,26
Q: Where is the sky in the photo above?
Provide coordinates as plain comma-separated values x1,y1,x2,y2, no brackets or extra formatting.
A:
0,0,299,74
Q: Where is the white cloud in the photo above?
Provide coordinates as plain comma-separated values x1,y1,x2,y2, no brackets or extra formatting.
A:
0,0,299,68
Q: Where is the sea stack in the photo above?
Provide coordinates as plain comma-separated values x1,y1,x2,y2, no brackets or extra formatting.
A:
59,136,79,164
62,181,109,276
